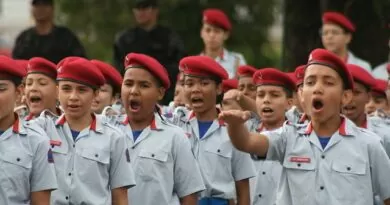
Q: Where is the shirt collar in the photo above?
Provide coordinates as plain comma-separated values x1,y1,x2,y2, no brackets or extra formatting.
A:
12,113,27,135
200,48,226,61
55,113,103,133
121,113,162,130
304,116,351,136
187,108,225,126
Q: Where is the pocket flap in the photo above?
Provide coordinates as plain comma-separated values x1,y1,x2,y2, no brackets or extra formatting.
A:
1,151,32,169
138,150,168,162
79,148,110,164
205,142,233,158
332,159,366,175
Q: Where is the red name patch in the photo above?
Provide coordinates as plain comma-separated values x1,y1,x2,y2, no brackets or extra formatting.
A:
290,156,311,163
50,140,62,147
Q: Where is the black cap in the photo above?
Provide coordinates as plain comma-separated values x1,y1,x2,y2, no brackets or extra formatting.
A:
32,0,54,5
134,0,157,8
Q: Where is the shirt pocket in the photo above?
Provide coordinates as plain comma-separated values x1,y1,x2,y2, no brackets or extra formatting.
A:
136,149,169,182
282,159,315,199
0,151,32,193
203,142,233,182
331,158,367,201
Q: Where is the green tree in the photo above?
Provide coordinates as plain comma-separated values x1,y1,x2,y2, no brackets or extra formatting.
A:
56,0,278,68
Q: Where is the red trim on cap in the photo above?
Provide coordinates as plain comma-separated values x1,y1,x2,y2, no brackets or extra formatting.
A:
305,117,346,136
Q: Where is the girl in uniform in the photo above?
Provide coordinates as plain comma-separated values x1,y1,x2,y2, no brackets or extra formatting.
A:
24,57,61,121
111,52,205,205
33,57,135,205
178,55,255,205
90,60,122,116
0,55,57,205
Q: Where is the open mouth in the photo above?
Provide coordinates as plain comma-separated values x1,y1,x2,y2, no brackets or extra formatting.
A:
68,104,80,109
29,96,42,103
343,105,355,111
129,99,141,112
312,99,324,111
191,97,204,106
262,107,274,114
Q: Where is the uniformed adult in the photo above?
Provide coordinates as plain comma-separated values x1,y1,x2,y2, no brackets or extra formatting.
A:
178,56,255,205
321,11,372,71
200,9,247,78
12,0,86,63
90,60,122,116
113,0,185,106
219,49,390,205
0,55,57,205
33,57,135,205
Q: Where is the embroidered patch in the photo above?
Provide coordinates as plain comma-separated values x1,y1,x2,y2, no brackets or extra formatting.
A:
290,156,311,163
50,140,62,147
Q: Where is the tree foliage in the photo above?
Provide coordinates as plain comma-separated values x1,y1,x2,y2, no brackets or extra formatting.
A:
56,0,279,68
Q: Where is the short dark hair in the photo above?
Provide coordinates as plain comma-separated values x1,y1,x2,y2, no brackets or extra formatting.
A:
32,0,53,6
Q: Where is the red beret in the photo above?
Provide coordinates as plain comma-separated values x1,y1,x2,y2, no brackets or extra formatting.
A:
27,57,57,79
0,55,27,79
253,68,296,92
124,53,170,89
307,48,353,90
346,64,375,88
322,11,355,32
372,79,387,96
179,56,228,80
237,65,257,77
203,9,231,31
14,59,29,74
90,60,122,91
222,79,238,92
294,65,305,86
286,72,297,86
57,57,105,88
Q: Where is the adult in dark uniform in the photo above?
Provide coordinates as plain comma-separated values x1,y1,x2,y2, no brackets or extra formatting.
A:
113,0,185,105
12,0,86,63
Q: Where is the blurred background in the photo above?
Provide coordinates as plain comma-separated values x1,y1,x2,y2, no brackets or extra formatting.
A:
1,0,389,71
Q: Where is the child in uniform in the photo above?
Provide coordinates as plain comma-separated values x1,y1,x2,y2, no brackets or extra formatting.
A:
33,57,135,205
0,55,57,205
219,48,390,205
110,53,205,205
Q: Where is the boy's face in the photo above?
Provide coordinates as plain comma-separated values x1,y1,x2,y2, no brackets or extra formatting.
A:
302,64,352,123
58,81,98,120
200,23,228,50
238,76,256,100
365,95,388,115
25,73,58,116
321,23,351,54
184,76,222,114
256,85,291,125
342,82,370,121
91,84,115,114
0,80,21,121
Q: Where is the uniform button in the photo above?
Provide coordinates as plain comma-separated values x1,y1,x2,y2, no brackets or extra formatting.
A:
95,154,99,158
16,158,21,162
131,147,135,149
151,154,155,157
297,163,301,167
217,149,221,153
262,172,266,175
65,196,69,200
73,144,75,148
68,173,72,176
320,186,324,190
258,194,262,198
321,155,325,159
347,167,351,171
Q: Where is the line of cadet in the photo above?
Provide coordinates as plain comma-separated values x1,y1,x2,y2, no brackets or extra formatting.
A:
1,5,390,205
